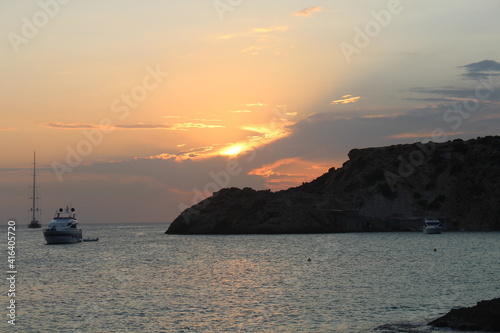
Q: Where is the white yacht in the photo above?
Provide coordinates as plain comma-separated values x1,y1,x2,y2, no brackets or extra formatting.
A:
43,207,83,244
423,217,442,234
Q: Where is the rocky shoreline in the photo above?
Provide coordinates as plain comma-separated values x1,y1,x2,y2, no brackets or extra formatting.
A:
166,136,500,234
428,298,500,331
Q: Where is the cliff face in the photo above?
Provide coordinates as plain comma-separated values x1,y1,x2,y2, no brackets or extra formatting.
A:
166,136,500,234
428,298,500,331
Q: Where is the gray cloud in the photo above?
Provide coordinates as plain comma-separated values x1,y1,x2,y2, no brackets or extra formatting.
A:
462,60,500,72
409,64,500,104
410,88,500,102
241,104,500,171
461,60,500,79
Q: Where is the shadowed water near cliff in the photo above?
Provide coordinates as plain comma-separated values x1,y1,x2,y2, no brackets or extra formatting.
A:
6,223,499,332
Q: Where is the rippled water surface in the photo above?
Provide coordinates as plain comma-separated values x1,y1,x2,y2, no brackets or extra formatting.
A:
2,224,499,332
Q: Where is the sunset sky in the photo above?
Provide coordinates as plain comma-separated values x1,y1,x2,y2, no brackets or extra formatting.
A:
1,0,500,224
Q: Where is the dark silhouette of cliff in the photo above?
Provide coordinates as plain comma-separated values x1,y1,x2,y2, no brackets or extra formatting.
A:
166,136,500,234
428,298,500,331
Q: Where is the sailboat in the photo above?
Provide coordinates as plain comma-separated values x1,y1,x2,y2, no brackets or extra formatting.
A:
28,152,42,229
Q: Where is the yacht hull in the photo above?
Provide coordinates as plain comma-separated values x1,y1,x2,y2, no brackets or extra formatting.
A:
43,229,83,244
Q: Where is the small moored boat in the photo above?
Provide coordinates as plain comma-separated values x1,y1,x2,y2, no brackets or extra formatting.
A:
423,217,442,234
43,207,83,244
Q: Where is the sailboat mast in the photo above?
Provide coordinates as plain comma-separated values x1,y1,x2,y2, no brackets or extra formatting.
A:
32,151,37,222
28,151,41,228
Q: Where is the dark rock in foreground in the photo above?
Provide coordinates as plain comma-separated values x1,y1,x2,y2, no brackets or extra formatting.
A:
166,136,500,234
428,298,500,331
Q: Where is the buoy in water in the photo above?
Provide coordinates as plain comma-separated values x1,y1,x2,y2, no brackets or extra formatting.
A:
307,257,311,262
433,248,437,252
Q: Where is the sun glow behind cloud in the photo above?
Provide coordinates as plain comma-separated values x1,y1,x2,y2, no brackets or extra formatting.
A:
218,125,291,158
220,144,246,156
138,121,292,162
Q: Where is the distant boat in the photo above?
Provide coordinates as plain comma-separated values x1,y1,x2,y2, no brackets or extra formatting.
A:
43,207,83,244
423,217,442,234
28,152,42,229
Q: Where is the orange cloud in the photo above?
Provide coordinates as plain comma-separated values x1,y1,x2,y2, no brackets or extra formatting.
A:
249,158,328,191
115,124,172,129
218,27,290,56
331,95,361,105
141,145,218,161
217,27,288,41
294,7,323,17
45,122,96,129
137,153,178,160
172,123,225,130
241,45,265,55
45,122,224,131
193,118,223,122
249,158,301,178
252,26,288,33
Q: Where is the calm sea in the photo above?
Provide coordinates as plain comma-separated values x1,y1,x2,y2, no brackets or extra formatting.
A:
2,223,499,332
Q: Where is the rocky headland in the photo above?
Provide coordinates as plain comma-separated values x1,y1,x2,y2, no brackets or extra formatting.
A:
166,136,500,234
428,298,500,331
